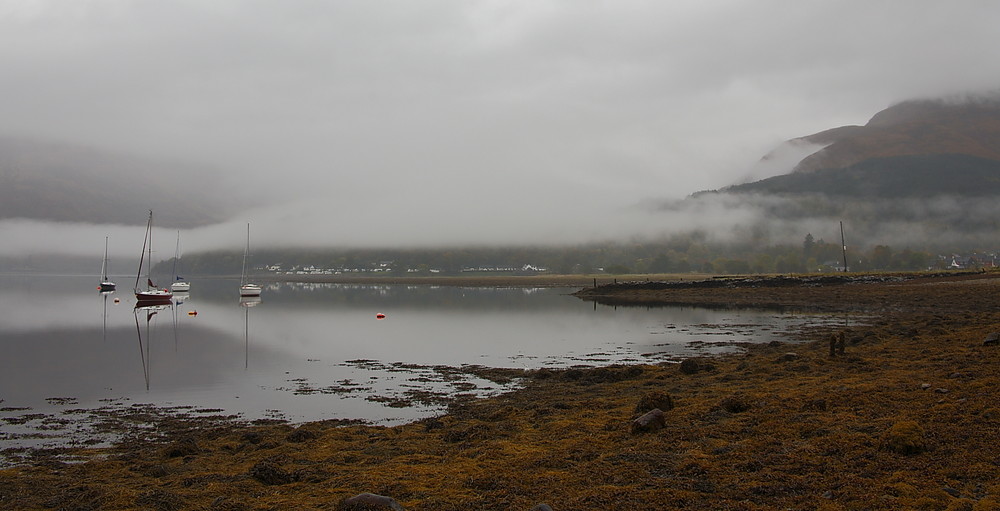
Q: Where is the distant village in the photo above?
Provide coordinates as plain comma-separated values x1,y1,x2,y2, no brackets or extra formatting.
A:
262,262,549,276
253,251,998,276
940,252,997,270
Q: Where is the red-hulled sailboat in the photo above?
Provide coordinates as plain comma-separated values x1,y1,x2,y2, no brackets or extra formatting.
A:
134,210,173,305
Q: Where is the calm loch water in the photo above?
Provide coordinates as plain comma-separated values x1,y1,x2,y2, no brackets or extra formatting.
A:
0,274,831,458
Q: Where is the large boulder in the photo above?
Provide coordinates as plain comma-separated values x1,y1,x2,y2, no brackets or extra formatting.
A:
630,408,666,434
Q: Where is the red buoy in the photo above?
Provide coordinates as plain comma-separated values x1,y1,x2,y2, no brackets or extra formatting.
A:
376,313,386,319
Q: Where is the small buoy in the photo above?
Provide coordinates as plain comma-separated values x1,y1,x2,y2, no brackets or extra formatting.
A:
113,298,120,303
188,310,198,316
376,313,386,319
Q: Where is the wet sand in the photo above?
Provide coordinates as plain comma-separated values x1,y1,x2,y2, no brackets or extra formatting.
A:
2,271,1000,510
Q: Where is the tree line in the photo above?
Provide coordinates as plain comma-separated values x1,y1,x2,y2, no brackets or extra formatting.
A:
155,232,983,277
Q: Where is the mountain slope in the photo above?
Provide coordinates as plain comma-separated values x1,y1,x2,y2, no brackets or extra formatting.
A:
727,95,1000,198
727,153,1000,197
0,138,239,228
791,96,1000,174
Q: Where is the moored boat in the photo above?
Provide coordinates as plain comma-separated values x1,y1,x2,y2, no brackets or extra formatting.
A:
170,231,191,292
239,223,262,297
99,236,116,292
134,211,173,304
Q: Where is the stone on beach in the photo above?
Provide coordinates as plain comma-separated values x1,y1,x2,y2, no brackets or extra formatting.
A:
631,408,666,434
339,493,405,510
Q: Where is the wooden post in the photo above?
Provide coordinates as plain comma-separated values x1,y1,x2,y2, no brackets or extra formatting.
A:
840,221,848,272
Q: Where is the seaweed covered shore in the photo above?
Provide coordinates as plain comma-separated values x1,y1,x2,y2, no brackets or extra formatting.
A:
3,271,1000,510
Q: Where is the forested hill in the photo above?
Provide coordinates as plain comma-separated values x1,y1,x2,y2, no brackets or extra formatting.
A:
721,96,1000,198
790,96,1000,174
0,138,237,228
726,153,1000,197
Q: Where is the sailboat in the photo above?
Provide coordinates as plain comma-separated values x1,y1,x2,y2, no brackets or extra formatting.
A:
239,223,262,297
99,236,116,292
170,231,191,292
134,210,173,304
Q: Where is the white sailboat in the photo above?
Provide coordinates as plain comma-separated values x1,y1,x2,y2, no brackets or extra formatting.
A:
134,210,173,304
170,231,191,292
239,223,262,297
99,236,116,292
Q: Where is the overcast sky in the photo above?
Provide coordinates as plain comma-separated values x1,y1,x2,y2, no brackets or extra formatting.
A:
3,0,1000,255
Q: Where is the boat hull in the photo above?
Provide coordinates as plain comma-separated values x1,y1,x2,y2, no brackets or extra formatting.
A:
100,282,117,291
171,282,191,292
136,290,173,304
239,284,262,297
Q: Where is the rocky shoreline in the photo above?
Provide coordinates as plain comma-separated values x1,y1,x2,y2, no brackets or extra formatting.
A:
3,271,1000,510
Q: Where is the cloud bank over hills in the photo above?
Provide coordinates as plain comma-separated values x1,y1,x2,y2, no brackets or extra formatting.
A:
4,2,1000,258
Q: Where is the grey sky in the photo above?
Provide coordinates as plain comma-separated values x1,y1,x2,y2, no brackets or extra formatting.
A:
2,0,1000,254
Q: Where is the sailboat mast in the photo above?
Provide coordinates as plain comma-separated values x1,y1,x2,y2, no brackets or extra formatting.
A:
241,223,248,286
102,236,110,280
172,231,180,279
135,211,151,291
147,211,154,286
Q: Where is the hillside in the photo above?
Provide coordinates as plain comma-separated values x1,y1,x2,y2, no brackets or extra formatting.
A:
724,95,1000,198
0,138,238,228
790,96,1000,174
727,153,1000,197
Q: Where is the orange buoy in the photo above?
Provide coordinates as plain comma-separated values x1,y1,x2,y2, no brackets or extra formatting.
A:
376,313,386,319
188,310,198,316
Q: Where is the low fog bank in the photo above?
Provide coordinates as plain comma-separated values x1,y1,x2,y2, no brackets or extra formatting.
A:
657,192,1000,250
1,191,995,269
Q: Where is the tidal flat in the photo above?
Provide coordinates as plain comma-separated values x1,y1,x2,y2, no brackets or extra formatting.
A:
2,271,1000,510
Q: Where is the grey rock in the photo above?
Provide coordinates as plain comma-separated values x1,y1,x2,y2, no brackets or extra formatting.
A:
339,493,405,510
630,408,666,434
776,352,800,362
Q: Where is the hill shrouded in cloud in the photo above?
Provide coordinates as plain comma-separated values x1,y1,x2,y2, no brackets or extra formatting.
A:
0,138,237,229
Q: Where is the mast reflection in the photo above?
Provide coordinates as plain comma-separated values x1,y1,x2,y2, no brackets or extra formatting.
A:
99,289,115,342
134,302,171,391
240,296,261,369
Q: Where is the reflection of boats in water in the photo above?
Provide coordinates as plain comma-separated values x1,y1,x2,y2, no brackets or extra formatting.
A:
99,236,116,292
239,223,262,297
240,296,260,369
134,302,171,391
101,290,113,341
239,296,262,308
170,231,191,292
134,211,172,305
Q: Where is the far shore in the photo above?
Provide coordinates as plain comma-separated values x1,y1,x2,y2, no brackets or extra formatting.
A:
255,272,719,288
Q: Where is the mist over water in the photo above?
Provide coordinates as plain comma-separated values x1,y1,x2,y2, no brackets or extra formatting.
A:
0,189,995,262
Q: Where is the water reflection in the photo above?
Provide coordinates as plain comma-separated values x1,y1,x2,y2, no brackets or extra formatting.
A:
100,290,114,342
134,302,171,391
0,275,845,461
240,296,261,369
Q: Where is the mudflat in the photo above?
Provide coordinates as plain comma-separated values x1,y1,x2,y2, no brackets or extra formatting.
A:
2,271,1000,510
